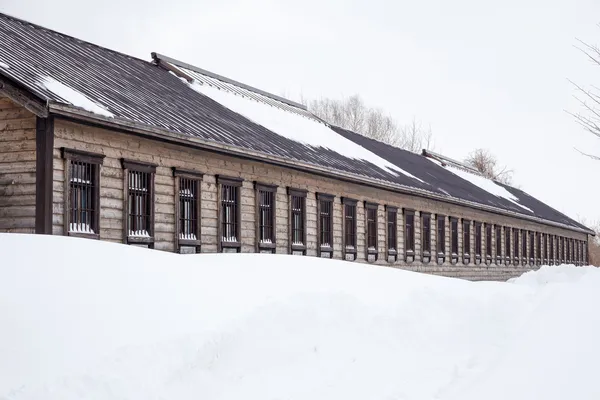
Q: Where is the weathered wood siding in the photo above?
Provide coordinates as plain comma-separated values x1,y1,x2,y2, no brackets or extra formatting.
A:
51,118,588,281
0,97,36,233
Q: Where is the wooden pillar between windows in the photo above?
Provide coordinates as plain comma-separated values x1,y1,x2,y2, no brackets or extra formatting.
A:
35,116,54,234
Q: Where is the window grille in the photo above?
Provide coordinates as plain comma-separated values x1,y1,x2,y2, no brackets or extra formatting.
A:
485,224,492,258
514,229,520,260
387,207,397,257
221,184,239,243
317,194,334,257
521,230,527,262
529,231,535,263
128,170,152,238
474,222,482,262
68,160,97,234
422,213,431,254
258,189,274,244
343,200,357,258
550,236,555,264
463,220,471,255
367,207,377,250
291,195,305,246
536,232,541,264
178,177,199,241
451,218,458,255
405,211,415,252
437,215,446,263
495,226,502,263
504,227,511,262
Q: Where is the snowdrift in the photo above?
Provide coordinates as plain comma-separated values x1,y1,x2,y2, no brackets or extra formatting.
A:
0,233,598,400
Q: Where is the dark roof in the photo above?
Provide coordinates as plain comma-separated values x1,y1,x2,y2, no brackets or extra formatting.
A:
332,126,591,232
0,12,591,234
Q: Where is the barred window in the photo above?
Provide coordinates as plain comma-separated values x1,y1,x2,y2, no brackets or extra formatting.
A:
122,159,156,246
405,210,415,253
463,220,471,256
218,176,242,252
451,217,458,255
173,169,202,252
256,183,277,251
343,198,357,260
288,188,307,253
560,237,565,263
437,215,446,255
386,206,398,258
529,231,535,261
475,222,482,256
422,213,431,254
62,148,104,238
550,236,555,263
536,232,541,262
514,229,520,260
366,203,378,256
485,224,492,257
521,230,527,261
495,225,502,262
505,227,511,259
317,193,334,257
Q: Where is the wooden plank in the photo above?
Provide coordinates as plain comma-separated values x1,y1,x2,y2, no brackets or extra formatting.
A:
0,150,36,163
0,194,35,206
0,183,36,196
0,129,36,142
0,205,36,217
0,108,35,120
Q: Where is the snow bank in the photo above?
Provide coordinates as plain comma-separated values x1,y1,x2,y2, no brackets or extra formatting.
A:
0,234,598,400
40,77,114,118
187,80,423,182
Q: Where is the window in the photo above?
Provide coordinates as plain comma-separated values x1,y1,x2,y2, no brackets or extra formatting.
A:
218,176,242,252
540,233,546,263
583,241,587,265
495,225,502,264
404,209,415,262
255,183,277,252
288,188,307,255
529,231,534,264
514,228,520,263
317,193,334,258
437,215,446,264
173,168,202,253
62,148,104,239
343,198,357,261
485,224,492,260
521,230,527,263
122,159,156,247
386,206,398,262
365,202,378,261
475,222,482,262
550,235,555,265
463,219,471,264
504,226,511,263
451,217,458,263
536,233,542,265
422,213,431,263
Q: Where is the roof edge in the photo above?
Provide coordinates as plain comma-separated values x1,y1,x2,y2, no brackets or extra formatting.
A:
151,52,308,111
47,102,595,236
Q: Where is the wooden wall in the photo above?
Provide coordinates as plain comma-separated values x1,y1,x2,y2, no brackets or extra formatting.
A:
0,97,36,233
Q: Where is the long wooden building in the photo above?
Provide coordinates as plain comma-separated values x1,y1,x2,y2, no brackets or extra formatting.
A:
0,13,593,280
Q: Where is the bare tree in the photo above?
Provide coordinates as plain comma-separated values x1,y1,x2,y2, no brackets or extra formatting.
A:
569,28,600,159
464,149,514,185
307,94,434,152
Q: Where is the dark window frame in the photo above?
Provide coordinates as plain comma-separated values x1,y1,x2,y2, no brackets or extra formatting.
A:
365,202,379,261
495,225,502,265
317,193,334,258
462,219,471,264
386,205,398,262
404,209,415,262
288,188,307,255
121,159,157,247
62,148,104,240
529,231,535,265
550,235,555,265
421,212,432,263
485,223,492,263
450,217,459,264
474,221,482,264
342,197,358,261
173,168,203,252
520,229,527,264
514,228,521,264
504,226,511,265
536,231,542,265
217,175,243,253
255,182,277,253
437,215,446,264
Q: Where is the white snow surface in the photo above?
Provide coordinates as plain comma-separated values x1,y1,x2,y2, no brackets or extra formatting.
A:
40,77,114,118
429,158,533,213
0,61,9,69
187,80,423,182
1,234,599,400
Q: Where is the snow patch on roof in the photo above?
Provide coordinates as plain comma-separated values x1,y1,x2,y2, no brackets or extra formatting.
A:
40,77,114,118
430,159,533,213
187,80,424,183
0,61,9,69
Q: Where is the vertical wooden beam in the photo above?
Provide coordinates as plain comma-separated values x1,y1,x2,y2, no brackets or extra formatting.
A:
35,116,54,234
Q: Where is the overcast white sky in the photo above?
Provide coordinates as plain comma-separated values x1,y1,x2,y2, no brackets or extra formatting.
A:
3,0,599,225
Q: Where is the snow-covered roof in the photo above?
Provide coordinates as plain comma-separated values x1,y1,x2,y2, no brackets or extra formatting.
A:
0,12,591,234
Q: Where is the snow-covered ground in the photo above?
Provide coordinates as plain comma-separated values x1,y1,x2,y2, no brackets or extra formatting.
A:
0,234,598,400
